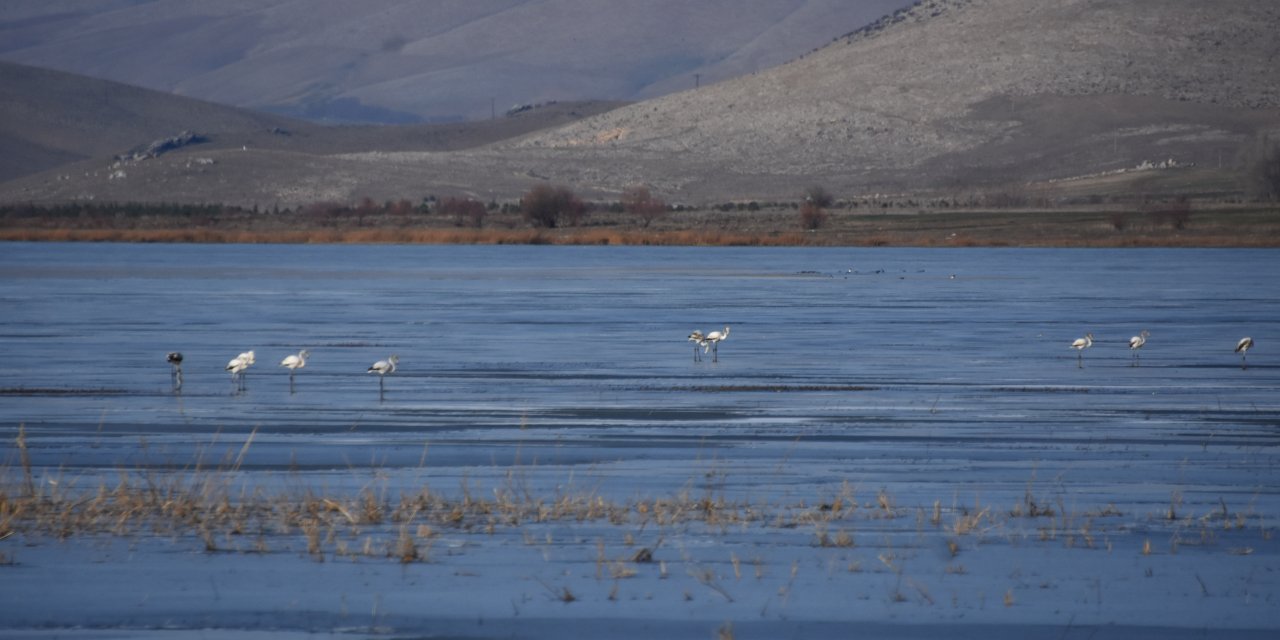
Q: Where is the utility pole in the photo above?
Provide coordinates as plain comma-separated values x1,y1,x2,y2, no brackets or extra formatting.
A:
694,73,700,89
491,97,496,120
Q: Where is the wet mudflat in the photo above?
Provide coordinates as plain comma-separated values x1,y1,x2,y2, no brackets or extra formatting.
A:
1,244,1278,639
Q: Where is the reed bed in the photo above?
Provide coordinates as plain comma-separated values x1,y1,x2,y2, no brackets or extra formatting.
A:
3,441,1267,567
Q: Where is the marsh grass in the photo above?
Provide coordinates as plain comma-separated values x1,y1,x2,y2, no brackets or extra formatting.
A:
3,460,1264,569
2,436,1271,578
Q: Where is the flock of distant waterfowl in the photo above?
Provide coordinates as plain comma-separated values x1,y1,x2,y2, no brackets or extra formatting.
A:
1069,331,1255,369
162,328,1256,397
164,350,399,397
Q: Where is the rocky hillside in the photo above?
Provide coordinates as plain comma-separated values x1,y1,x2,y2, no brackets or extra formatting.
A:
0,61,298,183
0,0,911,123
3,0,1278,206
508,0,1280,195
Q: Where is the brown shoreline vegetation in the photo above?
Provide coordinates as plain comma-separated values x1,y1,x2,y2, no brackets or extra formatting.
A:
4,426,1265,566
2,199,1278,247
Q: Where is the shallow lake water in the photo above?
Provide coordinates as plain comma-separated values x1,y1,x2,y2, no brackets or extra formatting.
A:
1,243,1278,638
2,244,1276,477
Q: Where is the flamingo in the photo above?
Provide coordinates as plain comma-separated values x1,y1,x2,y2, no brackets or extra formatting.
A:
166,352,183,391
226,350,255,393
1235,337,1254,370
280,349,309,393
687,330,707,362
1069,333,1093,368
703,326,730,362
368,354,398,399
1128,330,1149,366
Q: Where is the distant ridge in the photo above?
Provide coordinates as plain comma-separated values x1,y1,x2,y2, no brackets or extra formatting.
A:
0,60,623,185
509,0,1280,195
0,0,913,123
0,61,297,182
3,0,1279,206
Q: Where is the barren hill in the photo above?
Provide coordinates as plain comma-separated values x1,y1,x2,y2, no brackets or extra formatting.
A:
0,60,622,184
507,0,1280,196
0,61,297,183
0,0,910,123
3,0,1279,206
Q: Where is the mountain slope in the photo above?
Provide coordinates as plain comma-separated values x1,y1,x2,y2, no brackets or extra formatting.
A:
510,0,1280,193
0,0,912,123
0,60,623,183
0,61,299,182
3,0,1278,206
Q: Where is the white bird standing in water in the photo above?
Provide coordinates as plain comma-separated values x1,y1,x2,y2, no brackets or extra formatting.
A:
368,354,398,399
166,352,184,391
1235,337,1254,370
1070,333,1093,368
1128,330,1149,366
226,350,255,392
687,330,707,362
703,326,730,362
280,349,309,392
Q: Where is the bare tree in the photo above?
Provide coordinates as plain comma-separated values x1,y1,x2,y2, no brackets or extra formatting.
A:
621,185,667,228
439,197,487,228
1244,135,1280,201
354,197,379,226
387,199,415,217
1146,197,1192,230
798,201,828,230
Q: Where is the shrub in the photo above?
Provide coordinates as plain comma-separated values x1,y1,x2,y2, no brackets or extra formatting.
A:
301,201,345,219
1109,212,1128,231
521,184,584,228
1147,198,1191,230
805,185,834,209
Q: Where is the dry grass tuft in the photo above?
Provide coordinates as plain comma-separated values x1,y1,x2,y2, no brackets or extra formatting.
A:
953,507,992,536
717,621,735,640
4,429,1270,578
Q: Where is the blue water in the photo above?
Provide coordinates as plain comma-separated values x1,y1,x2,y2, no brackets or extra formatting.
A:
1,243,1277,504
5,243,1280,640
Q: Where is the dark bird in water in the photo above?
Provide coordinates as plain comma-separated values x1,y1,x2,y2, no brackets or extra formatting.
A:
167,352,184,391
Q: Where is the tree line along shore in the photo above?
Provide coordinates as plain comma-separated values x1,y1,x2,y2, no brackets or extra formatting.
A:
1,195,1277,247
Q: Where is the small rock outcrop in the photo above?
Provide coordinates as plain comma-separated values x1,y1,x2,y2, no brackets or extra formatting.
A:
117,130,207,161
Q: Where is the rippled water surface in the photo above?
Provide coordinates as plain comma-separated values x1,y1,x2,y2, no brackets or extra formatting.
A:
3,243,1280,637
1,243,1278,491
